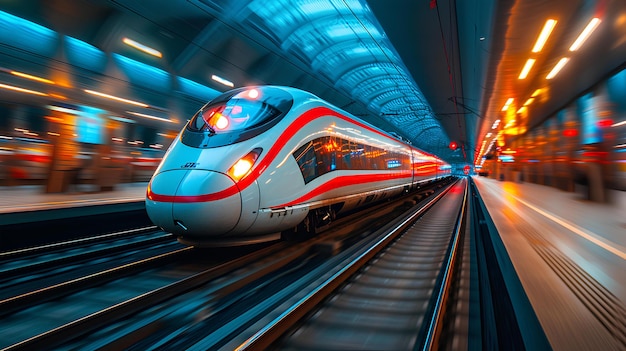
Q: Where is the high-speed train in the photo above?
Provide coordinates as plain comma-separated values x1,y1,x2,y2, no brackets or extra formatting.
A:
146,86,450,246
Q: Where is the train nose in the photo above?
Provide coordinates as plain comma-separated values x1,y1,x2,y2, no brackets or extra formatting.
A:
146,169,242,237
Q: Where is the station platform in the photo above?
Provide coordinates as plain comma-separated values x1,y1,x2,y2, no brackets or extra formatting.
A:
0,183,148,215
473,176,626,350
0,182,151,251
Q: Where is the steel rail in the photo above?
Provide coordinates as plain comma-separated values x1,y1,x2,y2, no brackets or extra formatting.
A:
0,231,172,280
0,245,192,319
0,226,159,260
1,241,298,351
421,178,468,350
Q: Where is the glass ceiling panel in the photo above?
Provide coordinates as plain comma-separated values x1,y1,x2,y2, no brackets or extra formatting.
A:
284,17,384,60
337,67,385,89
371,90,412,107
249,0,367,41
245,0,449,149
313,45,395,79
352,79,408,100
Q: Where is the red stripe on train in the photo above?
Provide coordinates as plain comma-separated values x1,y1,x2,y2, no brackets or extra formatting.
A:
147,106,415,204
270,172,413,208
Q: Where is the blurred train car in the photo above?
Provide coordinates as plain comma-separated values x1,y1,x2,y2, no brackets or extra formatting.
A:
0,137,51,183
0,135,163,187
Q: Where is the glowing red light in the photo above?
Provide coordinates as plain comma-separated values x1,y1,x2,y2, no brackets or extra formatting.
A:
563,129,578,137
597,119,613,128
449,141,458,150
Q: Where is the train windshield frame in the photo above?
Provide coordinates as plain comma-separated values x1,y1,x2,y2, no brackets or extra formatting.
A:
182,87,293,148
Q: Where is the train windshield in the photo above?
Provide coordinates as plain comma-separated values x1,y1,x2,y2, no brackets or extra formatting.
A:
182,87,293,148
189,98,279,133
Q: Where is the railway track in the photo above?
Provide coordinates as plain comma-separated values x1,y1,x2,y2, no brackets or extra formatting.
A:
233,178,468,350
0,178,460,350
0,227,188,315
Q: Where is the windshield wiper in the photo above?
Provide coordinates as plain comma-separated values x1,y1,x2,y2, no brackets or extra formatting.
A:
198,107,217,135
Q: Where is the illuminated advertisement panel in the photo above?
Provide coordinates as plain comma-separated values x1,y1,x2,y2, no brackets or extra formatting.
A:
577,92,600,144
76,106,105,144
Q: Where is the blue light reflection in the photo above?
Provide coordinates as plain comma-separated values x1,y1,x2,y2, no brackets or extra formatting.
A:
0,10,57,57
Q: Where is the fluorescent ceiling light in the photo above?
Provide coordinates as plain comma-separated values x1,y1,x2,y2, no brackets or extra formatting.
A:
0,82,48,96
524,98,535,106
546,57,570,79
518,59,536,79
122,37,162,58
501,98,514,111
211,74,234,87
531,89,542,97
532,19,557,53
10,71,55,84
127,111,174,123
569,18,601,51
84,89,149,107
47,105,80,114
110,116,136,124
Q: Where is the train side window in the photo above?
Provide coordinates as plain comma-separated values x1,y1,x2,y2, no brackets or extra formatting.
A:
293,136,404,182
348,141,357,169
403,151,411,170
357,143,365,169
314,138,327,177
294,141,317,183
362,145,370,169
329,136,341,170
318,136,333,176
341,139,351,169
375,149,386,170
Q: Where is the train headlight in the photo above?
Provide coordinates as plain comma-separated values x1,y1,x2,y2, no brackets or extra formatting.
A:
206,112,229,131
214,114,229,130
227,148,262,182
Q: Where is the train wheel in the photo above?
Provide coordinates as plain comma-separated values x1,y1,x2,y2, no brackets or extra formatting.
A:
281,214,315,241
281,206,337,242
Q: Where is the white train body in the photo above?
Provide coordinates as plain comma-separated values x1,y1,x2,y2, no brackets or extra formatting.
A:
146,86,450,246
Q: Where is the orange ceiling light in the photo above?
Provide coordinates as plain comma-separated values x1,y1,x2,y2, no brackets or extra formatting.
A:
127,111,174,123
569,18,601,51
501,98,514,111
518,59,536,79
0,83,48,96
48,93,67,100
10,71,55,84
532,19,558,53
84,89,149,107
546,57,570,79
